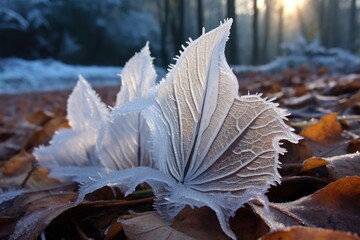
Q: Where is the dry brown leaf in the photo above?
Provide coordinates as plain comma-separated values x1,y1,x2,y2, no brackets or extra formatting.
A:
26,110,54,126
104,222,123,240
300,153,360,180
2,150,34,177
300,157,328,173
173,207,229,240
251,176,360,234
0,185,77,240
347,138,360,153
119,211,196,240
267,176,328,203
0,123,39,161
300,113,342,144
25,115,69,149
260,226,360,240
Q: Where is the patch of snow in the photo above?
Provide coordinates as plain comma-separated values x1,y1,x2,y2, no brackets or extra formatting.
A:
234,38,360,74
0,58,166,94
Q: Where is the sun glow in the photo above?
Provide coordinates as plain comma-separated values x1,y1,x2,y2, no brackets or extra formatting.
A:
282,0,304,14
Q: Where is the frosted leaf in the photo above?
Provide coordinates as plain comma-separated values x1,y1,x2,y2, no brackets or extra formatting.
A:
143,19,300,239
34,76,106,175
67,75,109,130
0,189,26,205
34,43,157,178
79,19,301,240
97,43,156,169
77,167,176,203
116,42,156,107
97,98,154,169
34,129,99,168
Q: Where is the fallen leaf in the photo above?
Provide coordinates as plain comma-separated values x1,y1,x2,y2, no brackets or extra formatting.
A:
251,176,360,234
119,211,195,240
27,110,54,126
104,222,123,240
301,157,328,173
2,150,34,177
300,113,342,144
173,207,229,240
25,116,69,149
329,75,360,95
300,153,360,180
267,176,328,202
347,138,360,153
260,226,360,240
0,184,77,240
0,123,39,161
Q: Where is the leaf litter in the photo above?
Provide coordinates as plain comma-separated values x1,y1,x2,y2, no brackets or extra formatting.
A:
0,20,360,239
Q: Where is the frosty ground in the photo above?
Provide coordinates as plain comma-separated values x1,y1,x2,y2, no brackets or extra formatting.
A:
1,39,360,94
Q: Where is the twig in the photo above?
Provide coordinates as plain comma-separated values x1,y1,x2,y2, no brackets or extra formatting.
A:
21,161,39,188
79,196,154,208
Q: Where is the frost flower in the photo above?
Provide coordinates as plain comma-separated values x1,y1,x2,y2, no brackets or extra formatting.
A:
34,43,156,181
77,19,301,240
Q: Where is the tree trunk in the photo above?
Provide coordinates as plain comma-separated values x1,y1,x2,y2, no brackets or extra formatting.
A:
160,0,170,66
296,4,307,40
277,4,283,56
328,0,339,47
350,0,357,51
168,0,185,61
226,0,238,64
252,0,259,65
197,0,204,36
262,0,271,63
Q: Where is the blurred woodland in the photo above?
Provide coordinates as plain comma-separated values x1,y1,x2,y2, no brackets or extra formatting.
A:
2,1,360,240
1,0,359,67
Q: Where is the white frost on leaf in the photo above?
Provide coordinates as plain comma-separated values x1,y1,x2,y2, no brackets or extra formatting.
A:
34,76,108,176
0,189,26,205
116,42,156,107
78,19,301,240
34,43,156,180
97,43,156,169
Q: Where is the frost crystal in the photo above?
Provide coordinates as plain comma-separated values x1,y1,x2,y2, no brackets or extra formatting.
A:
77,19,301,239
33,43,156,180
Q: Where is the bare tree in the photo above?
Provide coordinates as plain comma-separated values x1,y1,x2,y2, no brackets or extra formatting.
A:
159,0,170,66
262,0,271,63
277,3,284,55
252,0,259,64
197,0,204,36
350,0,357,51
328,0,339,47
226,0,238,64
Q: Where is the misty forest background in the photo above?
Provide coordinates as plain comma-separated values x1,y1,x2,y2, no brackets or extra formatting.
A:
1,0,359,68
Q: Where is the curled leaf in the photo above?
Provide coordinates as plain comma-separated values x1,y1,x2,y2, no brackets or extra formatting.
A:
301,152,360,180
79,19,301,240
251,176,360,235
260,226,360,240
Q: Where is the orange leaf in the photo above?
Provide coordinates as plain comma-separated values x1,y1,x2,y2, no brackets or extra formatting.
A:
301,157,328,173
260,226,360,240
252,176,360,234
2,150,34,177
104,223,123,240
300,113,342,144
27,110,54,126
25,116,69,149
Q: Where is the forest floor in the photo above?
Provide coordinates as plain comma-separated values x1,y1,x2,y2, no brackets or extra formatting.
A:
1,67,360,240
